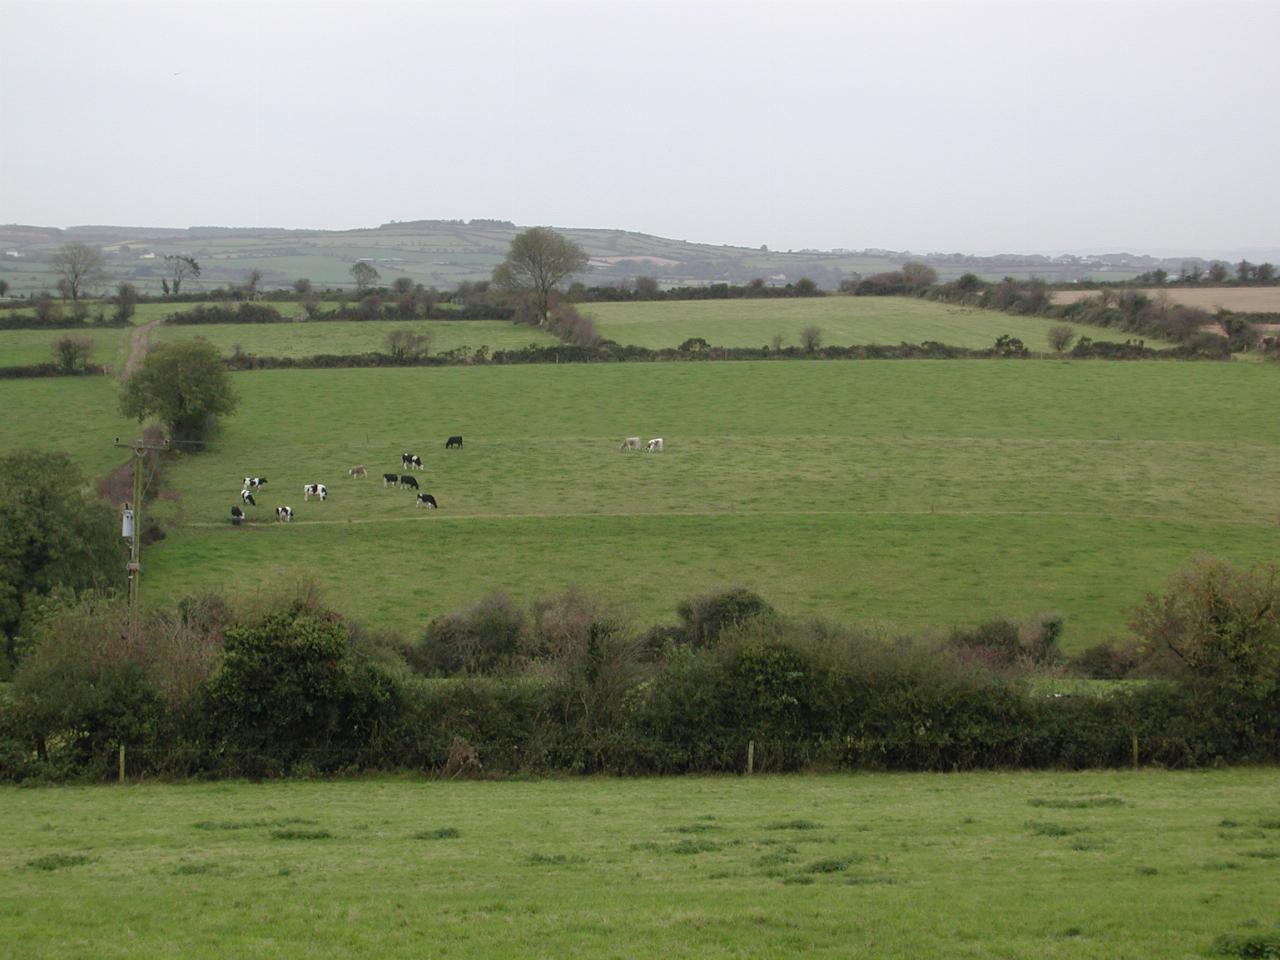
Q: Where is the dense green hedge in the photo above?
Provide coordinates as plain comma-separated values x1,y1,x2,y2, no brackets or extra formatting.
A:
1,575,1275,782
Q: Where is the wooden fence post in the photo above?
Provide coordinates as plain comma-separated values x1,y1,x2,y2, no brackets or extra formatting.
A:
1131,733,1139,769
746,740,755,776
118,744,126,784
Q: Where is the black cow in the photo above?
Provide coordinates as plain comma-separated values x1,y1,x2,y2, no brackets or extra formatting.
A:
415,493,438,508
241,489,256,506
230,505,244,525
383,472,399,486
400,474,419,490
445,435,463,449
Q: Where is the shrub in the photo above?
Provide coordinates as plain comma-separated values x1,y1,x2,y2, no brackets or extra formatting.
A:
412,593,526,676
203,590,402,775
676,586,775,648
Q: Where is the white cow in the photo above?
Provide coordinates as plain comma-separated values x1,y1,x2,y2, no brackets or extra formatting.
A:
646,438,664,453
276,505,293,522
303,483,327,501
620,436,642,451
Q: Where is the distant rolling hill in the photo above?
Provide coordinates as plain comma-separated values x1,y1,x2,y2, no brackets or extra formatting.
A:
0,219,1165,297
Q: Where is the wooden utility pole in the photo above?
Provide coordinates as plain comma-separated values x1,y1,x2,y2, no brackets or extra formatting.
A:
113,435,169,615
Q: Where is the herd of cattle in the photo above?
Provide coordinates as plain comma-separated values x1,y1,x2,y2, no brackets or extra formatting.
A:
228,433,664,526
228,436,461,525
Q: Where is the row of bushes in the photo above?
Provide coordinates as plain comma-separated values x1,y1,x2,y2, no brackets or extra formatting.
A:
899,276,1273,354
165,300,515,326
0,363,107,379
2,558,1276,782
0,311,129,331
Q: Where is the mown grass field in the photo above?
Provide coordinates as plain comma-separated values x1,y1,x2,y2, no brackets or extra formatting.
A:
1,359,1264,649
3,770,1277,959
0,326,129,368
583,297,1177,351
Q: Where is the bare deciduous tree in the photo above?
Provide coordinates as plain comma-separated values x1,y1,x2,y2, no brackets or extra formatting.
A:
164,255,200,295
51,243,105,301
800,325,822,352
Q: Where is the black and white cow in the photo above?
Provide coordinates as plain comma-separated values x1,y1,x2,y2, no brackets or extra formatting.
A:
240,489,257,506
445,435,463,449
400,474,419,490
276,505,293,522
303,483,327,501
383,472,399,486
402,453,423,470
242,476,267,491
645,437,664,453
415,493,439,508
230,505,244,525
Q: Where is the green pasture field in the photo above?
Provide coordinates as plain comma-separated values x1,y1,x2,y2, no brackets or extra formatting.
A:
0,327,129,368
3,770,1277,958
150,319,558,358
91,359,1280,649
582,297,1177,351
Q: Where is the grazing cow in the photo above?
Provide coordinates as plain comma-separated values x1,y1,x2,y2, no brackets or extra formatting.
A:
230,505,244,525
348,464,367,479
383,472,399,486
402,453,424,470
620,436,641,451
276,505,293,522
445,435,463,449
242,476,267,491
415,493,439,508
400,474,419,490
646,437,664,453
240,489,257,506
303,483,327,501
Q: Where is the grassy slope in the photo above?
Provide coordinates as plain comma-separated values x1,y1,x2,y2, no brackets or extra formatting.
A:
2,771,1277,959
121,360,1280,647
583,297,1176,351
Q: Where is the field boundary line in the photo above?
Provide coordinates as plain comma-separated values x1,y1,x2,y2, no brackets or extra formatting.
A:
183,506,1280,529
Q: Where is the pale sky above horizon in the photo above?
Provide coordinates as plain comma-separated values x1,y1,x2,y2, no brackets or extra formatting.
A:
1,0,1277,258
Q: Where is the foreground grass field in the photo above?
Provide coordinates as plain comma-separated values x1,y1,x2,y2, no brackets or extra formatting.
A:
583,297,1177,350
3,770,1277,958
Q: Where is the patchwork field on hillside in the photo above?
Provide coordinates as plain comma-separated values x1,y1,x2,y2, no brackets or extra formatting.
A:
2,770,1276,959
4,358,1273,649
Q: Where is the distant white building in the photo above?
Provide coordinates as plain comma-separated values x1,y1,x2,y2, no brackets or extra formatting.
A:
139,252,156,260
4,250,20,258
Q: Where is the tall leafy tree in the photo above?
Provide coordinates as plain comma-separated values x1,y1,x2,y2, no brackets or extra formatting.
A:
120,339,238,443
350,261,380,291
492,227,589,326
0,452,123,670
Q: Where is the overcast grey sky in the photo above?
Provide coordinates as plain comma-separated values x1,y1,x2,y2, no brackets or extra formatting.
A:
2,0,1277,256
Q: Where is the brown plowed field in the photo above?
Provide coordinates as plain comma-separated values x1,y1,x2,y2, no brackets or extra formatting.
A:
1053,287,1280,311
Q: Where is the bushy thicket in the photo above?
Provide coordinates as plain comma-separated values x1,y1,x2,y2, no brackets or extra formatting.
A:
909,276,1248,355
2,566,1276,783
